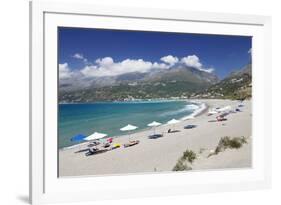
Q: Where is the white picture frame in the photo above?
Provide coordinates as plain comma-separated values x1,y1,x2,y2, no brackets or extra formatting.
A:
30,1,272,204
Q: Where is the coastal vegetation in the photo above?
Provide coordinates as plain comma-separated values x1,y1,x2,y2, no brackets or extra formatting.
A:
182,149,197,163
173,136,248,171
208,136,248,157
193,64,252,100
173,149,196,171
172,159,192,171
59,81,209,103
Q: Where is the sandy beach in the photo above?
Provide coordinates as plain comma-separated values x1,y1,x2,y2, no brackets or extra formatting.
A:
59,99,252,177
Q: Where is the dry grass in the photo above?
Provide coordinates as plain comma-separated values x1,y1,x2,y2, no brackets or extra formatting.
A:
173,149,196,171
208,136,248,157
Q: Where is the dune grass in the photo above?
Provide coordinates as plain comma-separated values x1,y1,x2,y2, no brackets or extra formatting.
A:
208,136,248,157
173,149,196,171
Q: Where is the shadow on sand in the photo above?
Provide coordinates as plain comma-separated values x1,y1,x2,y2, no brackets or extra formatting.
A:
168,130,180,133
148,134,164,139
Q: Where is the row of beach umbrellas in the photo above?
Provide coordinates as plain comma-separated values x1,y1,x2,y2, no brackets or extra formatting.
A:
71,118,181,143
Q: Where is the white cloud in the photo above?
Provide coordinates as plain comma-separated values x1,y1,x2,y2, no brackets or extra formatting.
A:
67,54,215,78
95,57,114,67
118,59,153,73
80,65,98,77
200,67,214,73
59,63,73,79
152,62,170,69
181,55,202,68
81,57,170,77
72,53,84,59
181,55,214,73
160,55,179,65
72,53,88,63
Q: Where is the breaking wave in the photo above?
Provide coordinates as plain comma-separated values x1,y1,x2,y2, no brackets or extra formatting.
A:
160,103,200,117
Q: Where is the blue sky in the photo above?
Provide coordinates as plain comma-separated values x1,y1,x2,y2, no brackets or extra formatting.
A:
58,27,251,79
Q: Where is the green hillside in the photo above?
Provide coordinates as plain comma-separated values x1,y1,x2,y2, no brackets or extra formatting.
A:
58,64,251,103
59,80,210,103
192,64,252,100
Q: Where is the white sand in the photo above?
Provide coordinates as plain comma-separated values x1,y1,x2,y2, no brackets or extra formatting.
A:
59,99,252,177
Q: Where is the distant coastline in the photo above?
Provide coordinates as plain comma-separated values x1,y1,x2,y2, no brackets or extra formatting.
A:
58,97,190,105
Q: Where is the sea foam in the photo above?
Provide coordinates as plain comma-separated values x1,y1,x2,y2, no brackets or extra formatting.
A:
181,102,207,120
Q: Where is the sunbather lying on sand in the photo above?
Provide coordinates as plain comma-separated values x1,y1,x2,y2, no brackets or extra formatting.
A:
111,143,121,150
216,116,227,121
85,147,108,156
123,140,140,148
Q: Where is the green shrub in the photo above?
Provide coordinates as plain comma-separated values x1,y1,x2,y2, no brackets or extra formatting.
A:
240,136,247,144
173,149,197,171
172,159,192,171
181,150,197,163
215,136,248,155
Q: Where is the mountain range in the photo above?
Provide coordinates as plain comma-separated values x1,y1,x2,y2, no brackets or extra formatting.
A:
59,64,251,103
193,64,252,100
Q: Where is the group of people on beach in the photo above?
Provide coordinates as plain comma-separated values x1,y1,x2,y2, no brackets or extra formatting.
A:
83,103,244,157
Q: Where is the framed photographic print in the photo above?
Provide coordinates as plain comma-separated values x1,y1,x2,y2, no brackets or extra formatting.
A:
30,1,272,204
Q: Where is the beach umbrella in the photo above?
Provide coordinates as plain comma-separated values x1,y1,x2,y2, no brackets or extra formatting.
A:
120,124,138,141
217,106,231,113
71,134,86,142
167,119,180,131
85,132,107,141
70,134,86,151
147,121,162,135
208,110,218,115
120,124,138,131
167,119,180,124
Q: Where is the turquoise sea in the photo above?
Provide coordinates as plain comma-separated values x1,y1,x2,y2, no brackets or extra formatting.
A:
58,101,200,148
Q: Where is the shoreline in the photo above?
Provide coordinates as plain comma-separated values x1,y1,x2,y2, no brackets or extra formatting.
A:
59,100,208,151
58,98,190,105
59,99,252,176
